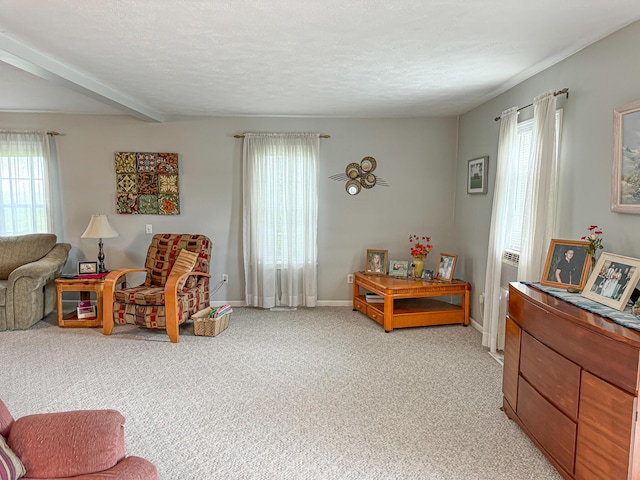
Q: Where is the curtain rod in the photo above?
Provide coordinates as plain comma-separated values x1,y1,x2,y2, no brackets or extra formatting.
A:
234,134,330,138
494,88,569,122
47,131,63,136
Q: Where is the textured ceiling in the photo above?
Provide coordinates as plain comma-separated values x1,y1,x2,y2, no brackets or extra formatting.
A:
1,0,640,121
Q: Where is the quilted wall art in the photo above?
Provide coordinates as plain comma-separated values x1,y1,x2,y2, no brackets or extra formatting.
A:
115,152,180,215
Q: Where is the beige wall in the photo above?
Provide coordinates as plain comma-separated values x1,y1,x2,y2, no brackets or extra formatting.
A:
455,19,640,325
0,114,459,304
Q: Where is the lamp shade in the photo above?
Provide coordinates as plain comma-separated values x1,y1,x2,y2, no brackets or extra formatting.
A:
81,214,119,239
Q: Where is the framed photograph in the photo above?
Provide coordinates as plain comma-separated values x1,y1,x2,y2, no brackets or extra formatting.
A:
365,249,388,275
467,156,488,194
582,252,640,310
434,253,457,281
612,100,640,213
389,260,409,277
540,239,591,290
78,261,98,275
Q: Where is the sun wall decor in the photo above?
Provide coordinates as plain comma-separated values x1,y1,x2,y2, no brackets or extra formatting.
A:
115,152,180,215
329,156,388,195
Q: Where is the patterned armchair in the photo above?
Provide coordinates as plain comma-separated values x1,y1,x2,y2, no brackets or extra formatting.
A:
103,233,211,343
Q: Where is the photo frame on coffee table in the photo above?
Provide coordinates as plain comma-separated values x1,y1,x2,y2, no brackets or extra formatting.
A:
434,253,457,281
389,260,408,277
365,249,388,275
581,252,640,310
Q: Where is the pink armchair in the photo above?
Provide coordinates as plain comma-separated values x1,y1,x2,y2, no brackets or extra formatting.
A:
0,399,157,480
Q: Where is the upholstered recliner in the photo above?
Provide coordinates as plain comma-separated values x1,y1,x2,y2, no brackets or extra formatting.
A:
0,234,70,331
0,398,157,479
103,233,211,343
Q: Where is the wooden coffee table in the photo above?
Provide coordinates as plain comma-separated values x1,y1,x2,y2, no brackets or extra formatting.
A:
352,271,470,332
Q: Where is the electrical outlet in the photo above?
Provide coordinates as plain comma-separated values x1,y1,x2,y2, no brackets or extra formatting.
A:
222,274,228,284
347,274,354,284
145,224,152,234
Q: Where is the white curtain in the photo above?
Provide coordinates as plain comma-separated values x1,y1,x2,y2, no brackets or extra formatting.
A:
0,130,52,235
517,91,558,282
483,107,519,353
242,133,319,308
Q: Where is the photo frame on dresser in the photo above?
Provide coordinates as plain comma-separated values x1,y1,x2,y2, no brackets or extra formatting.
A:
581,252,640,310
540,239,591,290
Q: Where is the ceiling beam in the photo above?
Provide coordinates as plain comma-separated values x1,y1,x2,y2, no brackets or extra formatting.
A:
0,32,164,123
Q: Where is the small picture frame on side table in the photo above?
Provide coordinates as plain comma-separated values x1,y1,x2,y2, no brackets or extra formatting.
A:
389,260,409,277
435,253,457,281
365,249,388,275
78,261,98,275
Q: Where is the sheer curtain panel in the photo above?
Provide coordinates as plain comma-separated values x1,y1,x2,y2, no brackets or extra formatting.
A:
482,107,519,353
517,91,558,282
242,133,320,308
0,131,52,235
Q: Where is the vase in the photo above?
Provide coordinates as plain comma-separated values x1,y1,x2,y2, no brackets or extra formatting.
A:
412,257,425,278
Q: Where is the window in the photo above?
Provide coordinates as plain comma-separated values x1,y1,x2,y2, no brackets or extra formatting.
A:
242,133,319,308
0,131,51,236
261,148,309,266
507,110,562,252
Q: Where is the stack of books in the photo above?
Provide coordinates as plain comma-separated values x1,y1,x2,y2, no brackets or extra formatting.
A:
208,304,232,318
77,300,97,319
365,293,384,303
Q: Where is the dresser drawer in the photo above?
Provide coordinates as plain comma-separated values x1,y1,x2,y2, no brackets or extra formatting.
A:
575,371,635,480
520,331,581,421
517,376,577,475
510,289,640,394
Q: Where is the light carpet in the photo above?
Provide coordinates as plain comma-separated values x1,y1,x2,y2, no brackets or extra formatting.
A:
1,307,560,479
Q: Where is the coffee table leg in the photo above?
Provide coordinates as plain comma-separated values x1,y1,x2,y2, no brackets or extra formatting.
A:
383,296,393,332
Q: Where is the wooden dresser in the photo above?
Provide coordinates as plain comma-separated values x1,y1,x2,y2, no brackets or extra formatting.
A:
504,282,640,480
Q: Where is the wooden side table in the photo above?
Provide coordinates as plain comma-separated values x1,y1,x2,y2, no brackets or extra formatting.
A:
55,276,123,328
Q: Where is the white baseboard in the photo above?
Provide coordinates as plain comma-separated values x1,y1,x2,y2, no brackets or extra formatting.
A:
469,316,482,333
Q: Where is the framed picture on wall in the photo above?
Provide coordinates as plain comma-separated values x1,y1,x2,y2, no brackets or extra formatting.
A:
612,99,640,213
365,249,388,275
581,252,640,310
467,156,488,194
540,239,591,290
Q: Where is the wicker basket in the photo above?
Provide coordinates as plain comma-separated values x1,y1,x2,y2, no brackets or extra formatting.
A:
192,307,231,337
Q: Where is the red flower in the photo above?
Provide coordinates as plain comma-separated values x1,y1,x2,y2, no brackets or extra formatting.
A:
409,234,433,259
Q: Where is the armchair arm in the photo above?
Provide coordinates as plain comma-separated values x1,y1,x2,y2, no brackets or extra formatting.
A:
5,243,71,329
165,271,211,343
70,456,158,479
103,269,147,336
8,410,126,478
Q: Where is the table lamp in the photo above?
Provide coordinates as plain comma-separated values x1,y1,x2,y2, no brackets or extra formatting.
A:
81,214,119,273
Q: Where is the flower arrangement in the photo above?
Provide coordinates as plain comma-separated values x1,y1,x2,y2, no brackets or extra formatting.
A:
409,234,433,258
580,225,604,258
